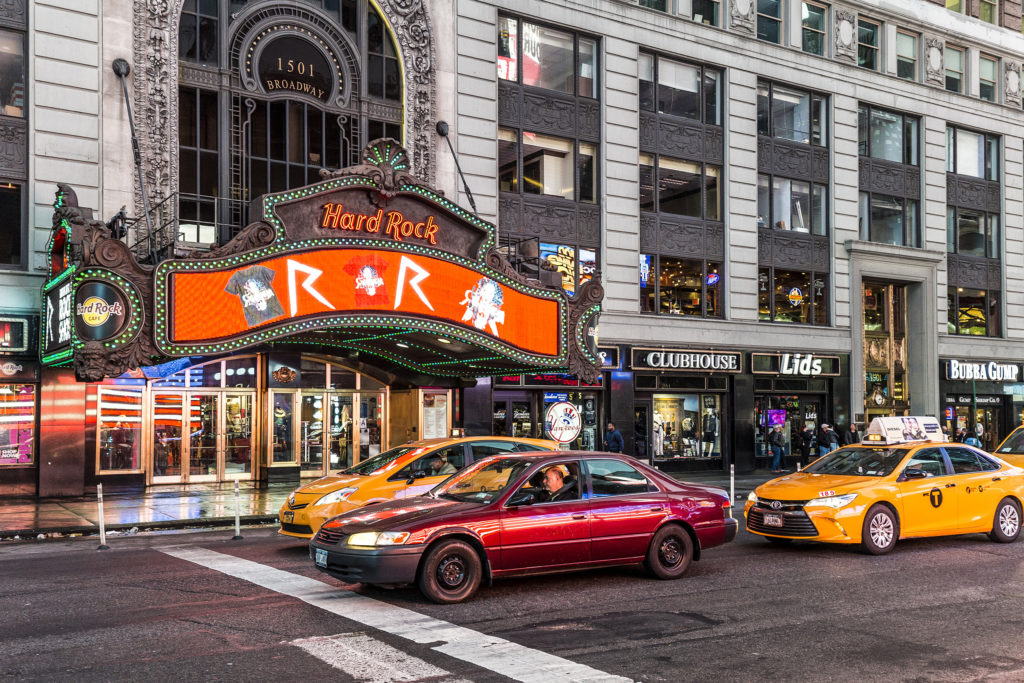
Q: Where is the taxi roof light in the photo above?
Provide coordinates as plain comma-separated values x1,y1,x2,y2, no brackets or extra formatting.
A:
860,416,946,446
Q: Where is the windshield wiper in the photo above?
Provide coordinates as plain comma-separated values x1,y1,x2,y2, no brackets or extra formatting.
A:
437,492,463,501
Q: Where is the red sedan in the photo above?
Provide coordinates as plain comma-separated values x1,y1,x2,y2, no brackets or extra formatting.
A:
309,451,737,603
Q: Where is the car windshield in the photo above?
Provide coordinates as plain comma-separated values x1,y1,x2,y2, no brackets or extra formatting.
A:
997,429,1024,455
432,457,533,504
803,447,910,477
340,446,421,476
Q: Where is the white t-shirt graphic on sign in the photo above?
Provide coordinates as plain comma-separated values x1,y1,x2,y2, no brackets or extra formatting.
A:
225,266,286,327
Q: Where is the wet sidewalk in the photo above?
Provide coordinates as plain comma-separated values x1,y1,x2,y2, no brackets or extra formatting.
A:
0,470,783,539
0,482,292,539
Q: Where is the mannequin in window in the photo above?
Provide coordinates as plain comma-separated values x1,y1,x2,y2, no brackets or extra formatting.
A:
702,408,719,457
652,411,664,458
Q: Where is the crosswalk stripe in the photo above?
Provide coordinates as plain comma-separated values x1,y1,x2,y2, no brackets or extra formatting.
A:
289,632,468,682
161,545,631,683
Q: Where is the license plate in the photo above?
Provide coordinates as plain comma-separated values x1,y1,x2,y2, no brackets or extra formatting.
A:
315,548,328,568
763,513,784,527
281,510,294,523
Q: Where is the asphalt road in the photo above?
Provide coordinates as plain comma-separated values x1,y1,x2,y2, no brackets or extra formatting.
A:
2,522,1024,682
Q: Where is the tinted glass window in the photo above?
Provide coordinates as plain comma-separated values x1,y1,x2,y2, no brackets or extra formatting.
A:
587,459,651,497
508,462,581,503
947,447,998,474
471,440,520,458
997,429,1024,455
805,447,909,477
903,448,947,477
392,444,465,480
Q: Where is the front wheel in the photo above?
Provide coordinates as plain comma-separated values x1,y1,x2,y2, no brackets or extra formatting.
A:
646,524,694,579
417,540,482,604
989,498,1021,543
861,504,899,555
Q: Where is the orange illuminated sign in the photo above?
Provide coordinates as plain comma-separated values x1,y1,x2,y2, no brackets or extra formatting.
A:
320,203,441,245
163,248,561,357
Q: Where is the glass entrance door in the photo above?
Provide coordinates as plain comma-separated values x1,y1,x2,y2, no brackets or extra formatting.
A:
152,392,185,482
223,393,253,477
189,394,219,481
300,393,325,475
271,391,295,465
329,393,354,471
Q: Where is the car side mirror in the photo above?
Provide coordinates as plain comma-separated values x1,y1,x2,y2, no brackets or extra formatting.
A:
507,490,536,507
903,468,928,480
406,476,415,485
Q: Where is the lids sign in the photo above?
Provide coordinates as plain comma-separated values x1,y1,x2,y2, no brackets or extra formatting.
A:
545,401,582,444
75,281,129,341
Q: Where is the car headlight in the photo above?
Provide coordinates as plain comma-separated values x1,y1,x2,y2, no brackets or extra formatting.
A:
347,531,411,547
807,493,858,508
314,487,357,507
747,491,758,503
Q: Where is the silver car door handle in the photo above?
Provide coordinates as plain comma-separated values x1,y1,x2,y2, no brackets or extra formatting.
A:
572,513,587,520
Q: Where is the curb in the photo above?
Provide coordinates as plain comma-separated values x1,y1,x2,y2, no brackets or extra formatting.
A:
0,514,280,541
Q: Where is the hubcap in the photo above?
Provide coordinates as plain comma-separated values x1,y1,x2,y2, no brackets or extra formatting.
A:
437,554,467,589
999,504,1020,537
659,537,683,567
869,512,894,548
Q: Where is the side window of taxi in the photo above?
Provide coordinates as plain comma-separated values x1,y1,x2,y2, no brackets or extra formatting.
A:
946,447,1000,474
903,448,947,477
470,440,520,459
392,445,466,480
586,459,655,497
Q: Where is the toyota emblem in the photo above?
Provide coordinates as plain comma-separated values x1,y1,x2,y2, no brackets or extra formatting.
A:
770,500,783,510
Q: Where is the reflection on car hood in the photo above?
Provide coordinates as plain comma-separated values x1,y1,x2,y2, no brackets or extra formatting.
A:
296,475,362,495
756,474,886,498
328,496,481,532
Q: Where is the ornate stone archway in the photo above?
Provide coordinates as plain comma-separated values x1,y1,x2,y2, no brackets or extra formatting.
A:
130,0,436,212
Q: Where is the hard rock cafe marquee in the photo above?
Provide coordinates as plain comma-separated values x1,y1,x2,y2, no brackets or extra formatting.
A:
40,140,602,487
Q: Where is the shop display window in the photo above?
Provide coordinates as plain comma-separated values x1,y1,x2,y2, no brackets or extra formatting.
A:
754,395,821,461
759,268,827,325
948,286,1000,337
98,385,144,471
640,254,721,318
651,394,721,460
0,384,34,465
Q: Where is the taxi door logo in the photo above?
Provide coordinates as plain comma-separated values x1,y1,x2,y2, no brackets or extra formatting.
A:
343,256,388,306
224,265,286,328
461,277,505,336
929,488,943,508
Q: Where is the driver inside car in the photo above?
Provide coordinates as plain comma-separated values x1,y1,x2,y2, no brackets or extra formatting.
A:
538,464,579,502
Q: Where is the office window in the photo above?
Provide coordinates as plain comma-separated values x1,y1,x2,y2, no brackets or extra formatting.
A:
758,268,828,325
0,29,24,118
497,17,597,98
946,127,999,180
498,128,596,202
979,56,997,102
692,0,720,26
757,0,782,44
639,0,669,10
641,154,721,220
859,193,919,247
640,255,722,318
858,105,919,166
946,46,964,93
947,207,999,258
948,287,1000,336
757,81,827,146
858,19,880,70
896,32,917,81
639,55,721,125
758,174,827,234
802,2,827,56
979,0,997,24
179,0,218,65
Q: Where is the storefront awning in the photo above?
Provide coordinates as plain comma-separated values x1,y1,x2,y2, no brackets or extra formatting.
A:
41,139,603,383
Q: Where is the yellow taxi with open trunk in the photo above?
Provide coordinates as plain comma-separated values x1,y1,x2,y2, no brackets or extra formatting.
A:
744,416,1024,554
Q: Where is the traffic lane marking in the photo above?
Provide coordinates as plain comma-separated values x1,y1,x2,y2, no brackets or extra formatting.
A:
161,545,632,683
290,632,472,683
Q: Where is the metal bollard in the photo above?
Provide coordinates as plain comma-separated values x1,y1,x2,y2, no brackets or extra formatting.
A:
97,483,110,550
729,463,735,520
231,480,243,541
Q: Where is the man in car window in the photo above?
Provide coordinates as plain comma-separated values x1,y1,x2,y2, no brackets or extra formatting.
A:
429,455,456,476
541,466,576,502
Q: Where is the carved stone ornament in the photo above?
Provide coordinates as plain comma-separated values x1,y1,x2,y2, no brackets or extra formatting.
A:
132,0,437,216
1005,61,1022,107
834,9,857,63
924,36,944,86
57,185,159,383
729,0,755,36
566,279,605,384
319,137,428,205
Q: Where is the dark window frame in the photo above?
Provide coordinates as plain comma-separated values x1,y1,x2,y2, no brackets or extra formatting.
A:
498,127,598,205
757,80,828,147
497,14,600,99
639,52,722,125
858,104,920,166
858,192,920,247
948,286,1001,337
757,0,783,44
758,266,829,326
757,173,828,234
640,254,723,319
641,152,721,220
946,126,999,181
946,206,999,258
801,1,828,56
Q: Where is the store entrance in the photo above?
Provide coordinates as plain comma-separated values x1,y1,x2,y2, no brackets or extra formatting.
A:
946,403,1001,451
272,390,359,477
151,391,255,483
754,395,822,464
492,394,536,438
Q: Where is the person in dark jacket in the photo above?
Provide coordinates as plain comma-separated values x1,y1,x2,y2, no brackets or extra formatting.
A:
604,422,624,453
798,424,813,469
818,424,839,455
769,425,786,473
842,423,861,446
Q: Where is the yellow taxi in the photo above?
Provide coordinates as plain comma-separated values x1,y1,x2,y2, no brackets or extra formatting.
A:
744,416,1024,554
278,436,557,538
993,427,1024,467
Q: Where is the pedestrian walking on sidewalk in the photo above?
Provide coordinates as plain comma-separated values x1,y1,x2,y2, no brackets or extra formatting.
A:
604,422,624,453
842,423,861,446
798,424,813,469
769,425,786,473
